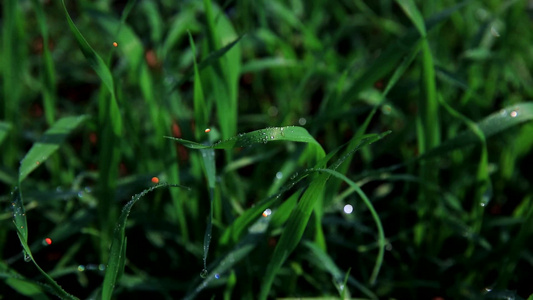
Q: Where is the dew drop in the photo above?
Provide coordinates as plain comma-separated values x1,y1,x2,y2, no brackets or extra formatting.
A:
43,238,52,245
77,265,86,272
77,191,83,198
275,172,283,180
343,204,353,214
24,253,31,262
270,136,274,139
510,111,518,118
99,264,106,271
262,208,272,217
200,269,208,278
214,273,220,279
298,117,307,125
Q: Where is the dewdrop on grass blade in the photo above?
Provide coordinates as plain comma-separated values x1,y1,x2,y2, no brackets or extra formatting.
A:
151,177,159,184
43,238,52,245
205,128,211,133
113,42,118,47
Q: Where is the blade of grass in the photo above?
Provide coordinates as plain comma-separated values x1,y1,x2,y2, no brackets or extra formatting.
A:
171,35,245,89
11,187,78,300
2,0,25,167
101,183,190,300
202,0,241,148
259,132,390,300
356,103,533,180
19,115,88,182
199,148,216,277
61,0,123,260
0,121,12,146
166,126,325,161
397,0,441,248
438,96,490,257
189,31,209,140
303,241,377,300
332,0,470,108
314,169,385,285
30,0,56,125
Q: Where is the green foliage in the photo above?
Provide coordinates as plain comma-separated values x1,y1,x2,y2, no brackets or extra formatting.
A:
1,0,533,299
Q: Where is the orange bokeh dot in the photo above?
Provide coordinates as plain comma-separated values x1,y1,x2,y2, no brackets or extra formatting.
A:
45,238,52,245
151,177,159,184
113,42,118,47
205,128,211,133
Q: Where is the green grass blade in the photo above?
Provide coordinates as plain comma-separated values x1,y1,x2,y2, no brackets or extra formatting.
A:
303,241,377,300
166,126,325,160
395,0,427,37
60,0,115,96
101,183,189,300
199,148,216,276
11,187,28,243
259,132,390,299
189,32,209,139
334,1,469,107
184,228,265,300
11,187,78,300
315,169,385,285
420,102,533,161
172,34,245,89
19,115,88,182
0,269,50,300
359,103,533,180
30,0,56,125
61,0,123,261
0,121,12,146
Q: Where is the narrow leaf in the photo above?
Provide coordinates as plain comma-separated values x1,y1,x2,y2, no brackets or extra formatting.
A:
19,115,88,182
102,183,189,300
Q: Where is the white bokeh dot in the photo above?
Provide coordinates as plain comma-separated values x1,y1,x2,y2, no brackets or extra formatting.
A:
343,204,353,214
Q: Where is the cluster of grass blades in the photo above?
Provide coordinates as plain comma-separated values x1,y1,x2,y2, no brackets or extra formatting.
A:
2,0,533,299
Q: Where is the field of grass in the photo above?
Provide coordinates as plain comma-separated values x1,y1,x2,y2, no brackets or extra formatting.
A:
1,0,533,299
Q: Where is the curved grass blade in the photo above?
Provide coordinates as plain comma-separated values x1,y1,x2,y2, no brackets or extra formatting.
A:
314,169,385,285
166,126,325,160
11,187,79,300
357,102,533,179
19,115,88,182
259,132,390,300
184,222,266,300
420,102,533,160
60,0,115,96
303,241,377,300
219,145,343,246
101,183,190,300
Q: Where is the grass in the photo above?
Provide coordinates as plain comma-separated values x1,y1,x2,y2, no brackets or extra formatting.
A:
1,0,533,299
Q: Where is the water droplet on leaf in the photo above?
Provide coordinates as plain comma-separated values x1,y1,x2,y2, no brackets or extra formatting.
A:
200,269,208,278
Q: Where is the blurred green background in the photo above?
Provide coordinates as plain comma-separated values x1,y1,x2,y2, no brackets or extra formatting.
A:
1,0,533,299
